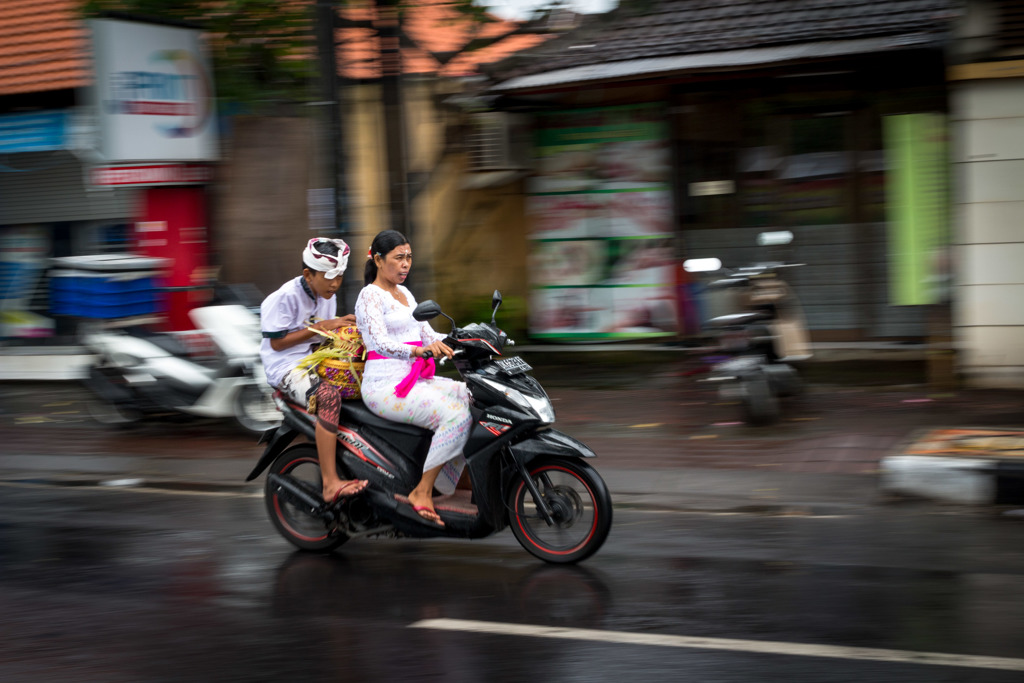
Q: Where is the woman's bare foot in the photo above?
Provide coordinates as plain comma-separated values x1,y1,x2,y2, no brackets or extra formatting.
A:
323,478,368,503
407,490,443,525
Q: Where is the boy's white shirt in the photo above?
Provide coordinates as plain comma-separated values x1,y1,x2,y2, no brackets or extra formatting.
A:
259,276,337,387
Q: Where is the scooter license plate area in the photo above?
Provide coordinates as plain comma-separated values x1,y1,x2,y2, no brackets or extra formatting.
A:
714,355,764,374
494,356,532,375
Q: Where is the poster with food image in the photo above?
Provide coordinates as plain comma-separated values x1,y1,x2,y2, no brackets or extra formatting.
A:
605,238,675,286
594,139,671,187
605,190,672,237
530,288,610,334
529,240,607,286
604,284,678,335
529,146,600,194
526,194,607,239
528,103,675,340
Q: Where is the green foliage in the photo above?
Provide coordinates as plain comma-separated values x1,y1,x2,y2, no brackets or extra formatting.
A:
81,0,317,111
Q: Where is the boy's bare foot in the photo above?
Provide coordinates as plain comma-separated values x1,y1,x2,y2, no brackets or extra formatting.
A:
323,479,368,503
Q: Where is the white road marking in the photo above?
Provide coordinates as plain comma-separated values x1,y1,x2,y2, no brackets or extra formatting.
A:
0,480,260,498
410,618,1024,672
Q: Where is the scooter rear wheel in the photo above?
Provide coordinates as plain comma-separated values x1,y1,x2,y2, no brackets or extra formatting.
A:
265,444,348,552
740,371,780,426
507,456,612,564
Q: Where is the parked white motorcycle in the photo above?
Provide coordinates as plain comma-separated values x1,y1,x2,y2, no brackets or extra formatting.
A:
80,304,280,434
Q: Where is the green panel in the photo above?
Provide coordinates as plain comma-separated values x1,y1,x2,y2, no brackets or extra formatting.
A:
884,113,950,306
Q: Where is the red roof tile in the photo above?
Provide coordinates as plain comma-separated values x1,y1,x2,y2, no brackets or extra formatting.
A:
0,0,547,97
338,1,550,80
0,0,91,96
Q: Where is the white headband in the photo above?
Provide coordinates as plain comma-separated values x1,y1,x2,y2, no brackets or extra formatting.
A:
303,238,350,280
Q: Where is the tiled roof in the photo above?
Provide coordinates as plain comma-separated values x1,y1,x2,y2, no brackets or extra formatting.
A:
0,0,91,96
487,0,958,85
338,1,550,80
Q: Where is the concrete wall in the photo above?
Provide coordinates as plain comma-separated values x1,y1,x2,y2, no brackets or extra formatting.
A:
209,80,532,329
211,116,317,299
344,80,531,329
951,79,1024,388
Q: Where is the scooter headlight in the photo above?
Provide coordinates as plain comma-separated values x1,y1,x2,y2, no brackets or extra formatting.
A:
479,377,555,424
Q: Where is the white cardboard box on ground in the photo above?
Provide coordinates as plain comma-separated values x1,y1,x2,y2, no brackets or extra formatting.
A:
881,455,995,505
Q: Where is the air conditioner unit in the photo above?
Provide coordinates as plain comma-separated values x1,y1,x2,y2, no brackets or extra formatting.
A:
467,112,532,172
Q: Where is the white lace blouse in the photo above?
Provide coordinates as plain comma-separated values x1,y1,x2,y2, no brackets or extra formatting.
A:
354,284,445,381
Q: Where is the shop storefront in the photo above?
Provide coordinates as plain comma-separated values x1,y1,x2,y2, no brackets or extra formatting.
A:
481,0,954,345
494,66,949,344
0,111,136,341
672,71,949,341
0,16,219,343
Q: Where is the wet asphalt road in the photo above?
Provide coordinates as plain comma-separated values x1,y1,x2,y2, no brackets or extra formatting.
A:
2,483,1024,682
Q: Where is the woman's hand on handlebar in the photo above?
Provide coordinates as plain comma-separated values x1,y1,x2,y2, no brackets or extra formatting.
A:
418,340,453,360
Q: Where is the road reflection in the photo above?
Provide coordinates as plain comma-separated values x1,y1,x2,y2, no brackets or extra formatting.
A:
271,549,612,629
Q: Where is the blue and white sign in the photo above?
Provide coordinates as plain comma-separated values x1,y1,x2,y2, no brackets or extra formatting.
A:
0,111,68,154
89,18,218,162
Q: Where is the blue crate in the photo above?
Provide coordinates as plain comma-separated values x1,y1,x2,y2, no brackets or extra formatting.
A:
50,298,162,319
51,288,157,306
59,275,157,294
49,270,165,319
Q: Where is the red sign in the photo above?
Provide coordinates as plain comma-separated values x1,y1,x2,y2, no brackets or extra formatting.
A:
90,163,212,186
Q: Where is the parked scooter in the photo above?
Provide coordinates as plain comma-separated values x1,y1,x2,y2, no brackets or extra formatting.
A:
247,291,613,564
685,231,812,425
81,304,280,434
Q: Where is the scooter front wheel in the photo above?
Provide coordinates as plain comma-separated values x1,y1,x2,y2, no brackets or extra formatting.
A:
265,444,348,552
507,456,612,564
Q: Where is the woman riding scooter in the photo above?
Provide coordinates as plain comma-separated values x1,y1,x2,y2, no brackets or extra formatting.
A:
354,230,473,527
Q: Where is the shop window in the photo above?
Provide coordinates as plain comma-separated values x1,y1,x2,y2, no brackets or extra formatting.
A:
738,110,782,228
75,222,132,254
780,114,852,226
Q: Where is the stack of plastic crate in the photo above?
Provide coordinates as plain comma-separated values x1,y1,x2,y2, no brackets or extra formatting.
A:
50,254,170,320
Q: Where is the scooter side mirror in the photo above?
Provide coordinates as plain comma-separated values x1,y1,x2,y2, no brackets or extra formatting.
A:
491,290,502,324
412,300,442,322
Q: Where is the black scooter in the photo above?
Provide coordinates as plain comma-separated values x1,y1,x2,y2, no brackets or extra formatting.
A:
246,291,612,564
686,231,812,425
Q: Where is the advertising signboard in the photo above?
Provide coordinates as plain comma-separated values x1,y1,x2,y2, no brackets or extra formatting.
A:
527,103,676,340
89,18,218,162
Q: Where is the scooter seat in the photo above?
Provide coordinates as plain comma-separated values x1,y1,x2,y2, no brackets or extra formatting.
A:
339,399,434,438
128,328,192,357
708,311,771,328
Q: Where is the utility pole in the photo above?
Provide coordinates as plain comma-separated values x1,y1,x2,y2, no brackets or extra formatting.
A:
314,0,361,310
375,0,410,240
314,0,345,238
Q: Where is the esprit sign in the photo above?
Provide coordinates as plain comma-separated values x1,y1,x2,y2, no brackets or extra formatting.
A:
89,19,218,162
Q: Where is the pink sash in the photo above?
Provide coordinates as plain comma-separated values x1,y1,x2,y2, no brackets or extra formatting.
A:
366,341,435,398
